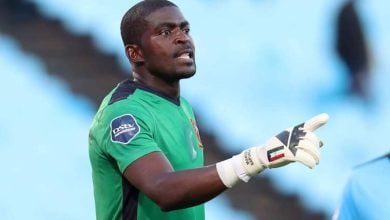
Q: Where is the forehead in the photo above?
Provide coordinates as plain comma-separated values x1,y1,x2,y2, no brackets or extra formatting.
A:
145,6,188,27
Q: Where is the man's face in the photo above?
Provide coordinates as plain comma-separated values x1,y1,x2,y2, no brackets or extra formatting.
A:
140,6,196,81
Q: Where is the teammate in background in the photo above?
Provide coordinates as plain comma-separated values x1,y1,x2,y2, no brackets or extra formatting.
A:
88,1,329,219
334,152,390,220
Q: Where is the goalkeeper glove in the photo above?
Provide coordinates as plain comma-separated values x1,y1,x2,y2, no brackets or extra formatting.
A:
216,113,329,187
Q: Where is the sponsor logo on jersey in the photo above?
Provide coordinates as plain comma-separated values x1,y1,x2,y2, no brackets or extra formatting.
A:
110,114,140,144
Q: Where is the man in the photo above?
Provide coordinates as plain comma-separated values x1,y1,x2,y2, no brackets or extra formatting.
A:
334,152,390,220
88,1,329,219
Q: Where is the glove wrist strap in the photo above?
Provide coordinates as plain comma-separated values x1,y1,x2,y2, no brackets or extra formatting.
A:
216,147,267,188
216,159,240,188
238,147,267,176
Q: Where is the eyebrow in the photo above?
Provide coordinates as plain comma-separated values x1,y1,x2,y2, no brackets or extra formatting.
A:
155,21,189,30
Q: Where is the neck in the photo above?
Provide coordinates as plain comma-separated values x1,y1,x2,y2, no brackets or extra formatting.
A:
132,71,180,100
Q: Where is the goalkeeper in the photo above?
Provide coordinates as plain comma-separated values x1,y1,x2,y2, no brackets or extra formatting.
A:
88,1,330,220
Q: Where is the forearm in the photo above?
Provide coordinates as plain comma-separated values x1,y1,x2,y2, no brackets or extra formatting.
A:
124,152,228,212
144,165,227,211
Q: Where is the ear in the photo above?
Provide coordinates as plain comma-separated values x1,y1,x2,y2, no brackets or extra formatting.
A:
125,44,144,65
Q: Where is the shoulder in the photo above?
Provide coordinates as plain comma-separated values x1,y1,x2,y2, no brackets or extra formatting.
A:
108,79,138,105
100,80,154,121
347,153,390,187
353,153,389,174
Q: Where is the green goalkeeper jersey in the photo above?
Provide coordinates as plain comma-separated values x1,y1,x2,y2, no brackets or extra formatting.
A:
89,80,204,220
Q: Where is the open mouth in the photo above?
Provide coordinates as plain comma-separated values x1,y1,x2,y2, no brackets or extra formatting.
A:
175,49,194,61
177,52,191,59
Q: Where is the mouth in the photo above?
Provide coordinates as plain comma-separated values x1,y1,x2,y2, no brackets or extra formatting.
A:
178,52,191,59
175,49,194,61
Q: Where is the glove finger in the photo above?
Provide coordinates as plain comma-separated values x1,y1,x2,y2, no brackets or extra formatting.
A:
303,113,329,132
301,131,322,148
295,149,317,168
298,131,321,163
296,142,320,164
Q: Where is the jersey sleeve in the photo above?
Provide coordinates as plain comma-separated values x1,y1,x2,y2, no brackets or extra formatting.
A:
102,101,160,173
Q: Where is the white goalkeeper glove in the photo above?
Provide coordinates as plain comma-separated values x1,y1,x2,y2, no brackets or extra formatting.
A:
216,113,329,188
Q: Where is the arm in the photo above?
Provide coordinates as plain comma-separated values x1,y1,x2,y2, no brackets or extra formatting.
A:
124,113,329,211
124,152,226,211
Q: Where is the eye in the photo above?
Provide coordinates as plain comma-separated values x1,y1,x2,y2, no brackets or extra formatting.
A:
159,29,171,36
183,28,190,34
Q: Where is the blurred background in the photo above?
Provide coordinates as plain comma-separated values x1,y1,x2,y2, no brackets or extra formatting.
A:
1,0,389,219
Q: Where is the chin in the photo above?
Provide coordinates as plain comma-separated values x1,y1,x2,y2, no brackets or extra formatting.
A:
179,70,196,79
174,65,195,79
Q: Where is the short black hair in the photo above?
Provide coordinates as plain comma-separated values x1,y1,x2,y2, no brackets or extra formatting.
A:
120,0,178,46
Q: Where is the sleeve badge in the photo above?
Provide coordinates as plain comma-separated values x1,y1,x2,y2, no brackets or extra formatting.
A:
110,114,140,144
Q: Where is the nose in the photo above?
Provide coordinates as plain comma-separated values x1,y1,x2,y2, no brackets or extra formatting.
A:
174,30,191,44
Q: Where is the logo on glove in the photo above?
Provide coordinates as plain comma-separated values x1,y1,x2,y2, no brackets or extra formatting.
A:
267,123,306,162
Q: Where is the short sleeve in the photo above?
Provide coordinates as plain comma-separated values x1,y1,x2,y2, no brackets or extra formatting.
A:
103,102,160,173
